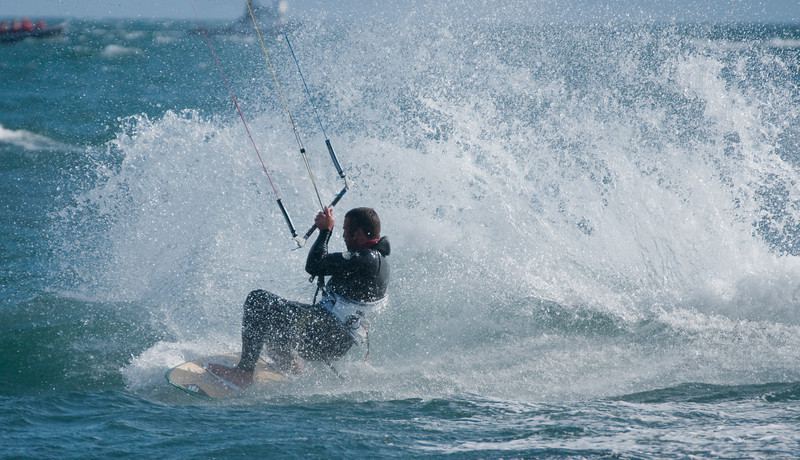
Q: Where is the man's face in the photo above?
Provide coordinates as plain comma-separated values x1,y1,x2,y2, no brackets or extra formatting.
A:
343,217,367,251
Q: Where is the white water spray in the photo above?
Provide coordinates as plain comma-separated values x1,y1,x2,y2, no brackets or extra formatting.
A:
55,20,800,400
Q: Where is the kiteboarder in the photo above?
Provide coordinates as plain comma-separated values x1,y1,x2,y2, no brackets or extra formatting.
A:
208,207,390,387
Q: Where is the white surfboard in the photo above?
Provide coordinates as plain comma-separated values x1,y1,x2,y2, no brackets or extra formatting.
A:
166,353,286,399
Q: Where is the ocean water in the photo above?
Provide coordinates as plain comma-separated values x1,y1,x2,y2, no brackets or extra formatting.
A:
2,14,800,459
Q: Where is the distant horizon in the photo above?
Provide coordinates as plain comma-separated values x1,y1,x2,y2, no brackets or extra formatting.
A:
0,1,798,24
3,17,799,27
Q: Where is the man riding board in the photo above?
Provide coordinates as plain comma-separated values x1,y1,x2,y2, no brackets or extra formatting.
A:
209,206,390,387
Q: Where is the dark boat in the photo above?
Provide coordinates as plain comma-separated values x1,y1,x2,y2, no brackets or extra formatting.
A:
0,19,63,44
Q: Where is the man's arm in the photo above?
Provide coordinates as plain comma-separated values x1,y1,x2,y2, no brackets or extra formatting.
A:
305,228,343,275
305,207,350,276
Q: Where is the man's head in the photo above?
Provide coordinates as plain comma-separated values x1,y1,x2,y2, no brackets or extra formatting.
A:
343,207,381,251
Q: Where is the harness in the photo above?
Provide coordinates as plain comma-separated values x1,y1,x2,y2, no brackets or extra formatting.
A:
310,246,387,361
310,275,386,366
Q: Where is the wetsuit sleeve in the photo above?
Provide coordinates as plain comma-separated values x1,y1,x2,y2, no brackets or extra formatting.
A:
305,229,352,276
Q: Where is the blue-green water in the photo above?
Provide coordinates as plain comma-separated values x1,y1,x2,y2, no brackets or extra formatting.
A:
3,16,800,458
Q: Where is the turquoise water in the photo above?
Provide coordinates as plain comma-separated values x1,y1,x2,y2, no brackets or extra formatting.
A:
3,16,800,458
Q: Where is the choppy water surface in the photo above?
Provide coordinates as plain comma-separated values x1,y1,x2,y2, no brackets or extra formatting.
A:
2,15,800,458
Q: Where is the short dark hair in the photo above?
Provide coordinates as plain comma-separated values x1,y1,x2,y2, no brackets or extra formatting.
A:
345,207,381,238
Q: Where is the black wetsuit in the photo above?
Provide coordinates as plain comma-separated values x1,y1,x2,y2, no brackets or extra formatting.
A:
305,229,390,303
237,230,390,371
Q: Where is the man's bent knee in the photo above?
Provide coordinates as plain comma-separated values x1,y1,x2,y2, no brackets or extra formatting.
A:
245,289,281,310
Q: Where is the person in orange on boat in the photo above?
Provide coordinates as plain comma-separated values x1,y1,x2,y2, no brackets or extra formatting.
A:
21,18,34,32
11,20,21,32
0,22,8,33
35,20,46,30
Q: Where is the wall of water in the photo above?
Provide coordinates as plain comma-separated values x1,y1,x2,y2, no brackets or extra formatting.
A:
52,20,800,400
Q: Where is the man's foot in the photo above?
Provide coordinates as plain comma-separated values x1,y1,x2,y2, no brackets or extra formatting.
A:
206,363,254,389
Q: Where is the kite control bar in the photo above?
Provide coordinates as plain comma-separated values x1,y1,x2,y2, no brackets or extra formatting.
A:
293,185,349,248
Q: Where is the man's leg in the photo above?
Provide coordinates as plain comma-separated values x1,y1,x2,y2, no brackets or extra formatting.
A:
208,290,310,386
238,289,311,372
297,305,356,364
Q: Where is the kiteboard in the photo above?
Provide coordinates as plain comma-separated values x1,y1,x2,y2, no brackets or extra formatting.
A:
166,353,286,399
